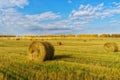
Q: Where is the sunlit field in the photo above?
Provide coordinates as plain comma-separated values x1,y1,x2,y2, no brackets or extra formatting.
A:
0,38,120,80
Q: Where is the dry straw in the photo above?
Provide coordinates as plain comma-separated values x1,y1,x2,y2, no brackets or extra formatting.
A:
28,41,54,61
104,42,118,52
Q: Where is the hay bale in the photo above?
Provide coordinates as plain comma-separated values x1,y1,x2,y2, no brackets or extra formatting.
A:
83,40,87,42
57,42,62,46
104,42,118,52
16,38,20,40
43,42,54,60
28,41,54,61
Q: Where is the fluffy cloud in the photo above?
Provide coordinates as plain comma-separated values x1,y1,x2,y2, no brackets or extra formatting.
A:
70,3,120,20
70,3,104,19
0,9,61,28
0,0,28,8
68,0,72,4
110,20,120,26
0,0,63,35
113,2,120,6
25,11,61,21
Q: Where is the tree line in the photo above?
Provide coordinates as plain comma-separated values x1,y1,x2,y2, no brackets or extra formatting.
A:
24,34,120,38
0,34,120,38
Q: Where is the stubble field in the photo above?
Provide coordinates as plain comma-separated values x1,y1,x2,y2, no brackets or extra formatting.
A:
0,38,120,80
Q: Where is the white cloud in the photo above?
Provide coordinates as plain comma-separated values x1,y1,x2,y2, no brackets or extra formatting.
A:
70,3,104,20
113,2,120,6
0,0,62,35
68,0,72,3
0,0,28,8
70,3,120,20
110,20,120,26
25,11,61,21
0,10,61,28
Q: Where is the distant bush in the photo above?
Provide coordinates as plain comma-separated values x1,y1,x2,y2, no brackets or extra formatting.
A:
0,35,16,37
77,34,98,38
59,34,66,38
67,34,75,37
111,34,120,38
99,34,111,38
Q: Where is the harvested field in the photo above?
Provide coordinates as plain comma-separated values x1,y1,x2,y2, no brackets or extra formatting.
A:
0,38,120,80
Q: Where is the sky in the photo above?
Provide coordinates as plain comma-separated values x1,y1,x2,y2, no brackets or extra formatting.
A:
0,0,120,35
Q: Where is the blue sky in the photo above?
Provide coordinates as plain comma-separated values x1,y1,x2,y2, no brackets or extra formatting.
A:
0,0,120,35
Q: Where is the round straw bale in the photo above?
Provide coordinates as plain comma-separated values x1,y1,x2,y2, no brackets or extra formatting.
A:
83,40,87,42
16,38,20,40
104,42,118,52
43,42,54,60
57,42,62,46
28,41,54,61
